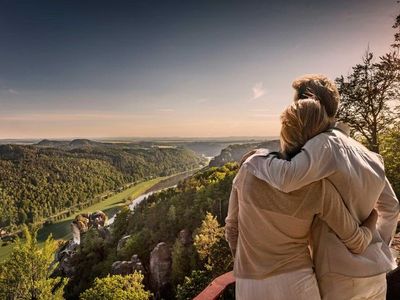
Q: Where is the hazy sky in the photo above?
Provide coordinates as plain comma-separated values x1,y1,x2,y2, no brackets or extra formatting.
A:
0,0,398,138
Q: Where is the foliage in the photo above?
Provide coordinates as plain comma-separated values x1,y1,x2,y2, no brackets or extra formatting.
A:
335,50,400,152
380,125,400,198
176,212,233,299
193,212,224,265
176,269,212,300
64,227,112,299
67,163,237,298
0,143,204,229
391,8,400,49
171,237,198,286
79,272,151,300
0,226,67,299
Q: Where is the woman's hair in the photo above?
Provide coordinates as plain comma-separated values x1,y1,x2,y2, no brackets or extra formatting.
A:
280,99,330,159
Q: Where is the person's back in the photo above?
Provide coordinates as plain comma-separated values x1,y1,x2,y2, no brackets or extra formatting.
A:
227,167,372,279
307,128,396,277
242,74,399,299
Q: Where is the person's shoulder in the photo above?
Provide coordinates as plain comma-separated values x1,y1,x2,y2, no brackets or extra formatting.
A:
302,131,335,151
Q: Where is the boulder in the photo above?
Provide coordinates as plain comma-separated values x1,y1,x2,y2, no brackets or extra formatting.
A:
111,261,134,276
111,254,145,276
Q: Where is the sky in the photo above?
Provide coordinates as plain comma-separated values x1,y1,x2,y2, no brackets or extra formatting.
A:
0,0,398,139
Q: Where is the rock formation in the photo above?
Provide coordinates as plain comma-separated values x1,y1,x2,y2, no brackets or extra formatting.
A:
117,234,131,254
209,140,280,167
111,254,145,276
53,210,108,277
71,211,108,244
53,240,78,277
150,242,172,299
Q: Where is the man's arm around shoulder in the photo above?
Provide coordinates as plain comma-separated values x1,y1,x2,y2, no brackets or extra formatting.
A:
243,133,336,192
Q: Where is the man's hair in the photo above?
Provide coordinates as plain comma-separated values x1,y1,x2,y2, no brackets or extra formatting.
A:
280,99,330,159
292,74,340,118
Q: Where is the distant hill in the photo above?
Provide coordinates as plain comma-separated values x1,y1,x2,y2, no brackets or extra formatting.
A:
36,139,69,147
36,138,100,148
0,141,205,229
209,140,280,167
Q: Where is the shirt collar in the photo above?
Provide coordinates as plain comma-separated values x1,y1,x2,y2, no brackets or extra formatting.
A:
332,121,351,136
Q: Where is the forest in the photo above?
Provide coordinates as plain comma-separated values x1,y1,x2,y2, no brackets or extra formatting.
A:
56,163,238,299
0,141,205,230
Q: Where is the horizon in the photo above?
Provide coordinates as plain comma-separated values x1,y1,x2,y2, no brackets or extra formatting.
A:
0,135,280,143
0,0,398,138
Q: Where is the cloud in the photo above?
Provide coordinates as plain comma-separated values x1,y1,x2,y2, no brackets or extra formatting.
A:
252,82,266,100
7,89,19,95
0,88,20,95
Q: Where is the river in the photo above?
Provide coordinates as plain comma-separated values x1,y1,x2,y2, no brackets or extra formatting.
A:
107,184,177,225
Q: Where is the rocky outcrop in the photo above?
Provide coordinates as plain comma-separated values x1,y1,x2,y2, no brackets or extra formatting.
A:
53,240,79,277
71,211,108,244
209,140,280,167
117,235,131,254
53,210,108,277
111,254,145,276
150,242,172,299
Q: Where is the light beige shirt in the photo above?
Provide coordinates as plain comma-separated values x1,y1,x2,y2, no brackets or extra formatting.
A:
243,126,399,277
225,167,372,279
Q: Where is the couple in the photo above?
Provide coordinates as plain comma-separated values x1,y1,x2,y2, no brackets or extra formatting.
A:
225,74,399,300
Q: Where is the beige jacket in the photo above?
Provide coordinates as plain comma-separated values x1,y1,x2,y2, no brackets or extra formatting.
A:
225,167,372,279
243,126,399,277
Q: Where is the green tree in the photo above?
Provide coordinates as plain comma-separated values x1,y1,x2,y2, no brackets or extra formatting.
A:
171,237,198,286
380,125,400,198
335,10,400,152
193,212,224,267
79,273,151,300
0,226,67,299
176,269,212,300
177,212,233,299
336,50,400,153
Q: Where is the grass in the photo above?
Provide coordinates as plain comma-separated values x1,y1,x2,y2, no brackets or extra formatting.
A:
0,176,165,262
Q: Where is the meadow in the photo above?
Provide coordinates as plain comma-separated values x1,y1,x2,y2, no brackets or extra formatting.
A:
0,176,165,261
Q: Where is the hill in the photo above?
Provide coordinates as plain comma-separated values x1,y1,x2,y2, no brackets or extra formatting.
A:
209,139,280,167
0,141,205,230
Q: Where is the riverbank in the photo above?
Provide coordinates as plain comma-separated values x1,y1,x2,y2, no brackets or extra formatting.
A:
0,169,199,261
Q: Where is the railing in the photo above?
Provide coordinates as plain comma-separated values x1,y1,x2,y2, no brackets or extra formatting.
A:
194,271,235,300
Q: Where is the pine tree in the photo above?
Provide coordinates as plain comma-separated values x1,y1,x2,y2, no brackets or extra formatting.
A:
171,237,198,286
193,212,224,267
0,226,67,299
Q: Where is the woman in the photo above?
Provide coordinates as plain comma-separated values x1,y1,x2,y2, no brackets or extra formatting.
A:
225,99,377,300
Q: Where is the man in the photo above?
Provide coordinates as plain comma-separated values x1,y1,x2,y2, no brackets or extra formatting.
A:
242,74,399,299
